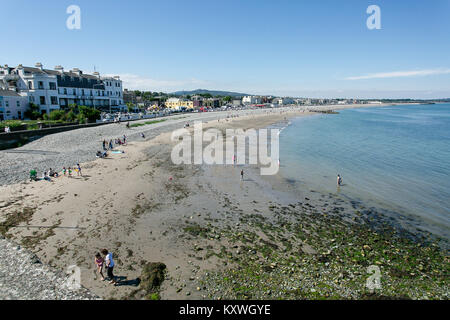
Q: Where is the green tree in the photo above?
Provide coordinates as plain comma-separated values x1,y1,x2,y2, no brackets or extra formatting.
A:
200,93,213,99
49,110,66,121
77,113,87,124
24,103,41,120
126,102,135,112
66,110,76,122
78,106,101,121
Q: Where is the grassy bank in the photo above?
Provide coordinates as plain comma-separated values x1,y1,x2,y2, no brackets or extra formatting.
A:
130,119,167,128
0,119,78,131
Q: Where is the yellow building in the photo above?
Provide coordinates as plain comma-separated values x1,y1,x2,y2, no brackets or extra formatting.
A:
165,98,194,110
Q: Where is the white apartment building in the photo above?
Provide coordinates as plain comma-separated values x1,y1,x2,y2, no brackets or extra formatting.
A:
0,90,28,120
242,96,262,105
273,97,295,105
0,63,124,115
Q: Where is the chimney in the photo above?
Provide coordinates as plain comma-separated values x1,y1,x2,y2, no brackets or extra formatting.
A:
72,68,82,75
35,62,43,70
93,71,100,78
55,65,64,73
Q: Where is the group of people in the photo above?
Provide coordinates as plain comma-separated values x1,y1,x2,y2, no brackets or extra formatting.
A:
98,134,131,158
29,164,82,182
94,249,118,285
102,135,127,151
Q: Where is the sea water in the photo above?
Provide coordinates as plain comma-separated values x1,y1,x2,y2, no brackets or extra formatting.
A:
279,103,450,240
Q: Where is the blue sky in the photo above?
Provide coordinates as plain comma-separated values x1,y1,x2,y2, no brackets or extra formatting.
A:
1,0,449,98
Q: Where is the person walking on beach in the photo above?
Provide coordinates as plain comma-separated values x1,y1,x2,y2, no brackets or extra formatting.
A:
102,249,117,285
240,169,244,181
102,139,107,151
76,163,82,176
94,252,105,281
109,140,113,150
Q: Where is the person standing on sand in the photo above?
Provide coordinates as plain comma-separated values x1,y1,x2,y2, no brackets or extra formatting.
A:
102,249,117,285
76,163,82,176
109,140,113,150
240,169,244,181
94,253,105,281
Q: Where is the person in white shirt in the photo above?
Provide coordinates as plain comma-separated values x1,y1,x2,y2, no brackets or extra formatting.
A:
101,249,117,285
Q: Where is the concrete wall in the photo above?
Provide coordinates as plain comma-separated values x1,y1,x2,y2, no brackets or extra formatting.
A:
0,121,107,150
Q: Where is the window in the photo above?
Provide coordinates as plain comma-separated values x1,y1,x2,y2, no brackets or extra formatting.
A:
38,81,44,89
49,82,56,90
5,101,9,107
17,101,20,107
40,96,46,105
73,89,76,95
51,96,57,105
28,81,33,89
64,88,67,95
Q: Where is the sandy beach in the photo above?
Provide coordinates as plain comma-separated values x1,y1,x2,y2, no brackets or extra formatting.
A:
1,103,447,300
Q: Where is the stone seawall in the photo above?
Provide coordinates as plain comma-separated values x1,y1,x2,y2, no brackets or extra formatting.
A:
0,235,99,300
0,122,107,150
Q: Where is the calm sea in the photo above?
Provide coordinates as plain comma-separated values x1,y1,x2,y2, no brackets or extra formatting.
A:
279,103,450,240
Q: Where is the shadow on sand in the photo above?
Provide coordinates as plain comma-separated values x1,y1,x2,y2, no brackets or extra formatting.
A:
113,276,141,287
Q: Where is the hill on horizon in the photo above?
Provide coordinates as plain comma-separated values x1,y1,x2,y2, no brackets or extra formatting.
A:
171,89,249,97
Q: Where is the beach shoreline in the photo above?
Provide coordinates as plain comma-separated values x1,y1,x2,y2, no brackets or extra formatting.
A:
1,102,447,300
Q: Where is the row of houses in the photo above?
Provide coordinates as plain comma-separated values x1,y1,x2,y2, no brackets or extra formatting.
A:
165,96,223,111
0,63,124,120
125,94,301,112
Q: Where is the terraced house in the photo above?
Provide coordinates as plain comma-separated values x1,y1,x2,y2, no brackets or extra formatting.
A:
0,63,124,117
0,89,28,120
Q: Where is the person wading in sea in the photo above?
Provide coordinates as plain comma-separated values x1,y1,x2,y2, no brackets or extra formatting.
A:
337,174,343,187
